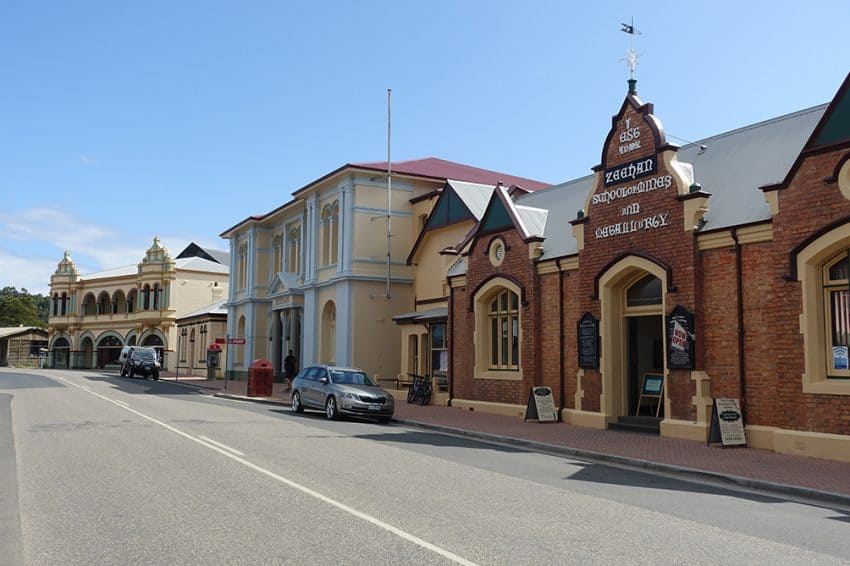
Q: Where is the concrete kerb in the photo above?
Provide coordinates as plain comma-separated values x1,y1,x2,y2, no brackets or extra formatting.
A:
161,381,850,510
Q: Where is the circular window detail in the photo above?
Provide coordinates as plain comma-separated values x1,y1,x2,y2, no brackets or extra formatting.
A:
839,158,850,202
489,239,506,267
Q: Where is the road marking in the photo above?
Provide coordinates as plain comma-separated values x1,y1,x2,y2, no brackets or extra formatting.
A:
113,399,130,408
50,374,479,566
198,435,245,456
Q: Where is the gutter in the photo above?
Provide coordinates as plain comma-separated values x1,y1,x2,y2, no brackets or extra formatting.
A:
557,258,565,420
731,228,747,421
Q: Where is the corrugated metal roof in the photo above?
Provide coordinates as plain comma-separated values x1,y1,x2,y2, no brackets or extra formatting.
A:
0,326,47,339
447,256,467,277
392,306,448,324
517,175,594,261
179,301,227,320
679,104,826,230
447,180,496,219
81,257,227,280
515,205,548,238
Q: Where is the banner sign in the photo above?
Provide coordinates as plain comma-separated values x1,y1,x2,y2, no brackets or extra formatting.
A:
666,305,695,370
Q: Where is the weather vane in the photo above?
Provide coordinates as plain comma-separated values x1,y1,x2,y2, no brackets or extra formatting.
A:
620,17,641,80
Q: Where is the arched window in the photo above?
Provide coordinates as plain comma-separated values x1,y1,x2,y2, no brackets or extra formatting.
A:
321,205,332,266
287,226,301,274
273,234,283,275
127,289,137,313
60,292,68,315
97,292,110,315
487,289,520,370
112,290,126,314
152,284,161,310
626,274,662,307
142,285,151,310
239,244,248,290
473,279,523,379
82,293,97,316
52,293,59,316
321,301,336,364
330,201,340,265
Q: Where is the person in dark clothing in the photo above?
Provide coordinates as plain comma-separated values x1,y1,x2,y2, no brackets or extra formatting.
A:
283,350,297,389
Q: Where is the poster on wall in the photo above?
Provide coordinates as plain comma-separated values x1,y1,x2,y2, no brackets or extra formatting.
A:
577,312,600,369
666,305,695,370
833,346,848,370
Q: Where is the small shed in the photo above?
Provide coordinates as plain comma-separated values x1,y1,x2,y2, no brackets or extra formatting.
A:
0,327,49,367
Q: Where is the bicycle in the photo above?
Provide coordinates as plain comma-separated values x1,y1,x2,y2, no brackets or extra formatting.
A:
406,373,432,406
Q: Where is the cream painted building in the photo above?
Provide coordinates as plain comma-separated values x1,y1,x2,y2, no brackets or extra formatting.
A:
220,158,548,382
47,238,229,370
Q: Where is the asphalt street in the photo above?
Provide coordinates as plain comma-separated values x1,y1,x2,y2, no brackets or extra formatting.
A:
1,368,848,565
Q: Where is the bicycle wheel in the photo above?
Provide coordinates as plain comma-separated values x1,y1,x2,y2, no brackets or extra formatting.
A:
407,382,417,404
416,385,432,406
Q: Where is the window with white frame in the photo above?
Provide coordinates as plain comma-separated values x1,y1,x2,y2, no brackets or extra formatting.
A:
488,289,520,370
824,252,850,377
287,226,301,274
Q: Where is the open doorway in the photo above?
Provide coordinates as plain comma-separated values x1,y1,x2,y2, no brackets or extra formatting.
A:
627,315,664,417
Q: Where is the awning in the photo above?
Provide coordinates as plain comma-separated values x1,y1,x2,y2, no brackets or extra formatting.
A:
392,306,448,325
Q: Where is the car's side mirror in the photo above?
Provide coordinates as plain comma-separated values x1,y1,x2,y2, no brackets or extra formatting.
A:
319,377,329,384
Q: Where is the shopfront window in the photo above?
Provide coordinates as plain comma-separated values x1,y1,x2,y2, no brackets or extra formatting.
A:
825,253,850,377
430,323,448,379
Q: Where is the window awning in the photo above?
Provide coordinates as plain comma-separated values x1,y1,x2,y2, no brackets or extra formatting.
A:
392,306,448,325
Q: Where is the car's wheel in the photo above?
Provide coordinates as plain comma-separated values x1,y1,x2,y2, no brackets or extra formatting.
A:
152,372,159,381
128,368,135,378
291,391,304,413
325,396,339,420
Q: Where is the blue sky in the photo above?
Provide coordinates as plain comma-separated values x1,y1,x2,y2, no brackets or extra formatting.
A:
1,1,848,294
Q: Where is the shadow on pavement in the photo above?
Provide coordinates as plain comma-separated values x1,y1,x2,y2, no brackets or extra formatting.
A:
78,372,206,397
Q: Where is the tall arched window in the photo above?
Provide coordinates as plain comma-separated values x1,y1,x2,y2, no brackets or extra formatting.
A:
60,292,68,315
287,226,301,274
488,289,520,370
238,244,248,290
52,293,59,316
127,289,137,313
321,205,332,266
273,234,283,274
321,301,336,364
97,292,110,315
142,285,151,310
330,201,340,265
473,279,523,379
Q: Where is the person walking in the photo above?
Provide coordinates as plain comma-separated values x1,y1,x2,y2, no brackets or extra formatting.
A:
283,350,297,390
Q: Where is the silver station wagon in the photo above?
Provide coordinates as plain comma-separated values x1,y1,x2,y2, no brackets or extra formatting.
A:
290,365,394,423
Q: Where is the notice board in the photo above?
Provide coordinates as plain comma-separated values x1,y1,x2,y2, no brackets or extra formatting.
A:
707,398,747,447
524,387,558,422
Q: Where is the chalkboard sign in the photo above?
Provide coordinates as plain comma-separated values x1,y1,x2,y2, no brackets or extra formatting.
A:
666,305,695,370
707,398,747,447
642,374,663,395
524,386,558,422
577,312,600,369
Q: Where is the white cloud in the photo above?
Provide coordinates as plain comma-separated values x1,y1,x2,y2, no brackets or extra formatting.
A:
0,247,57,295
0,208,225,291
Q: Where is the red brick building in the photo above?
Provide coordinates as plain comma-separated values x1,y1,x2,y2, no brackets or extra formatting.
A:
445,73,850,461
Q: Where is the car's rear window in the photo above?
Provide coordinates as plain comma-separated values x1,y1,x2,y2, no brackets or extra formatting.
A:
329,370,376,387
135,350,156,361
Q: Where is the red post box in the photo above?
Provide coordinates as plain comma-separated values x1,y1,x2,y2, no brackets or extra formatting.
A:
247,358,274,397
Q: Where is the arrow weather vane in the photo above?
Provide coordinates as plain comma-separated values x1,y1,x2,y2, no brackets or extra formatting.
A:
620,17,641,80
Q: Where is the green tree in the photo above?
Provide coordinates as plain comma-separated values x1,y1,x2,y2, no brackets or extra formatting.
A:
0,294,44,328
0,286,50,326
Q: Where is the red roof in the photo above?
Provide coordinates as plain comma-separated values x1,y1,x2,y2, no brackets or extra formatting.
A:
352,157,551,191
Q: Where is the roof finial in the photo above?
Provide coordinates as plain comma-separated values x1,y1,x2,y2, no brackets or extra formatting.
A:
620,17,641,94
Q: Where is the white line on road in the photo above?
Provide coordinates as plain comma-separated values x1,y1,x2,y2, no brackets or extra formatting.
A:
113,399,130,408
198,435,245,456
50,374,480,566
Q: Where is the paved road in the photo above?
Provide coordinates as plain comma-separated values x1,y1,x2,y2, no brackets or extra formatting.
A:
1,368,849,565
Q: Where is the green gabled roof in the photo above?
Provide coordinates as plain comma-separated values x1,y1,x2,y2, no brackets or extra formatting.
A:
812,80,850,148
423,188,473,231
479,193,513,233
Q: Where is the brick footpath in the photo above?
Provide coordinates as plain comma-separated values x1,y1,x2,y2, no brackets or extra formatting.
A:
160,375,850,505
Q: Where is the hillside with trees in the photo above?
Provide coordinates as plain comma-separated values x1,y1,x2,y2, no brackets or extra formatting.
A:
0,287,49,327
